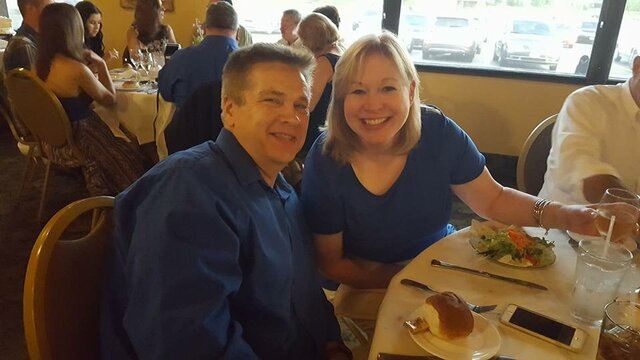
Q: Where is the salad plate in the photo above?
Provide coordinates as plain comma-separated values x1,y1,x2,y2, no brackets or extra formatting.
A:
469,220,555,268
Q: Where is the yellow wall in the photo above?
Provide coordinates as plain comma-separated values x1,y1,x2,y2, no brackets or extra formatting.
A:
93,0,582,156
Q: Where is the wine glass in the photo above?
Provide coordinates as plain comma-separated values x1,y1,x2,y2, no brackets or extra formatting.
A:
595,188,640,243
128,48,143,79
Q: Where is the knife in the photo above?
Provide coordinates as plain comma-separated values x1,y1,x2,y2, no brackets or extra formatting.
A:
377,353,516,360
430,259,548,291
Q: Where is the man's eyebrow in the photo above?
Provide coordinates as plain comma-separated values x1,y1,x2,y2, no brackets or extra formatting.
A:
258,90,285,97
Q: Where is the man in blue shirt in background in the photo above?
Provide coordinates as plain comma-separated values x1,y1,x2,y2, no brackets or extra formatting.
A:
158,1,238,107
101,43,351,359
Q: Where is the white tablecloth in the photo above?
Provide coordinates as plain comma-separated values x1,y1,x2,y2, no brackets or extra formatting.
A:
94,88,174,147
368,228,628,360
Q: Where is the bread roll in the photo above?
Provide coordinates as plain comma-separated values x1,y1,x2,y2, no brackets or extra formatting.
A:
417,292,474,340
123,80,138,89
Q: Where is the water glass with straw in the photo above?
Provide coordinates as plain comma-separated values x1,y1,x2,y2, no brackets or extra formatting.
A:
570,189,638,325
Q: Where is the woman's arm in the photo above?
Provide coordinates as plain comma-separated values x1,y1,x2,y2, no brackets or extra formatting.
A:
452,167,598,235
166,25,177,44
314,232,403,289
126,27,141,53
309,56,334,111
78,51,116,106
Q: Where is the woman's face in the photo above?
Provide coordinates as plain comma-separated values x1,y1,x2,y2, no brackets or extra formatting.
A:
343,53,415,152
86,13,101,38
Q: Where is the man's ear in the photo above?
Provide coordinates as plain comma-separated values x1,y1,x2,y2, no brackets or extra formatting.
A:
221,96,234,129
633,56,640,77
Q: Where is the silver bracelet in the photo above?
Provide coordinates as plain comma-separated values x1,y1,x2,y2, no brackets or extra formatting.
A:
533,198,552,230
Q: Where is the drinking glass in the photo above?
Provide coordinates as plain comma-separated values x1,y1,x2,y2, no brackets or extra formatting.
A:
597,300,640,360
571,240,633,325
595,188,640,243
128,48,143,79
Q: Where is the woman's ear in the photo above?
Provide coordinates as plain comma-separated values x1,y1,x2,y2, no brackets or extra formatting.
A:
409,80,416,103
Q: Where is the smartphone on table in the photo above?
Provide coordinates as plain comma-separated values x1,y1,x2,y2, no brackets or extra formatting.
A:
500,304,587,352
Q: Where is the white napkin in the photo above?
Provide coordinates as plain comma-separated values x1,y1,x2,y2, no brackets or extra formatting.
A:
110,68,139,80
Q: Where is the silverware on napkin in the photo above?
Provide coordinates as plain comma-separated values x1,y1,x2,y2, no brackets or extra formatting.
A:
400,279,497,313
377,353,516,360
430,259,548,291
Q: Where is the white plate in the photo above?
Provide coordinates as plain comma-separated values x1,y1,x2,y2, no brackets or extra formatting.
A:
408,307,501,360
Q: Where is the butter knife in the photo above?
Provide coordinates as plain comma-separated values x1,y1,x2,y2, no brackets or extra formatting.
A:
377,353,516,360
430,259,548,291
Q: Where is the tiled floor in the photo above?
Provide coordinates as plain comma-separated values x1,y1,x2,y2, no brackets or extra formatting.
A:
0,127,513,359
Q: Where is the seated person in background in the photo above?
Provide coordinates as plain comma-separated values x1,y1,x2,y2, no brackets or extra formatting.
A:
313,5,341,29
277,9,303,48
164,80,223,155
101,43,350,360
302,32,599,291
3,0,54,71
209,0,253,47
124,0,176,63
37,3,146,196
539,55,640,204
158,1,237,107
296,12,342,157
75,1,118,62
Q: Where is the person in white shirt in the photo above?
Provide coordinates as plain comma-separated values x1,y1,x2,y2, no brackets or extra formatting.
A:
539,56,640,205
277,9,303,48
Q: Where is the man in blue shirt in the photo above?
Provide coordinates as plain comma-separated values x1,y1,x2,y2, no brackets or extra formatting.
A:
158,1,238,107
101,43,350,359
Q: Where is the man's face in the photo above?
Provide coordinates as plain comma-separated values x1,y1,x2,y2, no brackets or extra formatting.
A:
280,15,298,39
223,62,310,175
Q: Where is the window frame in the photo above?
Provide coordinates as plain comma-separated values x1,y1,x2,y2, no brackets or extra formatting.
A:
382,0,628,85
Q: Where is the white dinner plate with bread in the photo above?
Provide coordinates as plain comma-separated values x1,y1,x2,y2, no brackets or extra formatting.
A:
406,292,501,360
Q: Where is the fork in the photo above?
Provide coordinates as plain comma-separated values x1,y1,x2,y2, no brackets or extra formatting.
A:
400,278,498,313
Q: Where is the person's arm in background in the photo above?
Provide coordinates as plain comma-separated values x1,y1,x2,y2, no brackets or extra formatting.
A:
117,171,259,359
309,56,333,111
78,51,116,106
551,89,626,204
165,24,177,44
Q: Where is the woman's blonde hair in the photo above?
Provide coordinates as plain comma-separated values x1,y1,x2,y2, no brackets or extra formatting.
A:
323,32,422,164
297,13,340,55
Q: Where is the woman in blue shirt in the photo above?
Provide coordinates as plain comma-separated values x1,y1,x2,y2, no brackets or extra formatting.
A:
301,32,599,289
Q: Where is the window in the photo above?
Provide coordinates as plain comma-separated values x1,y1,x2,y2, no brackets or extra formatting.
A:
5,0,81,31
398,0,604,78
609,1,639,80
233,0,383,48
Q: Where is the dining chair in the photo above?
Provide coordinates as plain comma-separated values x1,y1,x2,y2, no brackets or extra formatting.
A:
23,196,115,360
0,72,42,199
5,68,83,221
516,114,557,195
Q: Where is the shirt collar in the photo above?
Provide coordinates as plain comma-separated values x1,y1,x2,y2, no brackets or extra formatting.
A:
620,80,640,120
202,35,238,48
215,129,292,199
16,23,37,43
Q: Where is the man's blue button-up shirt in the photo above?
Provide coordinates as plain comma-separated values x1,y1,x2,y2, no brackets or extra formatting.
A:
158,35,237,107
101,129,341,359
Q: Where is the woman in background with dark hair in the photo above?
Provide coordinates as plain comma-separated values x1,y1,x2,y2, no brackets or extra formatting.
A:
37,3,146,196
126,0,176,55
75,1,118,61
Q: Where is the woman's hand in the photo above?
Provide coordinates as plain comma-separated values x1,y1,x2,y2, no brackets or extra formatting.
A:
84,49,105,67
552,204,599,236
105,48,119,62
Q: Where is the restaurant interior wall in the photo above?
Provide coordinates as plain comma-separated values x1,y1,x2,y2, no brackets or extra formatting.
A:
93,0,581,156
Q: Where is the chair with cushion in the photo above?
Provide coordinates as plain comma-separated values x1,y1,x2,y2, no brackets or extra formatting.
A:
5,68,82,220
516,114,557,195
23,196,114,360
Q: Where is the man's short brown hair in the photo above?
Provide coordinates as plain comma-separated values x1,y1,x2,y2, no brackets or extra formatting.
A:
221,43,315,106
17,0,44,15
206,1,238,31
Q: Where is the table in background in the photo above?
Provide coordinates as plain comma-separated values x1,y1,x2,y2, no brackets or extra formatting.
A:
368,228,611,360
94,87,174,158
